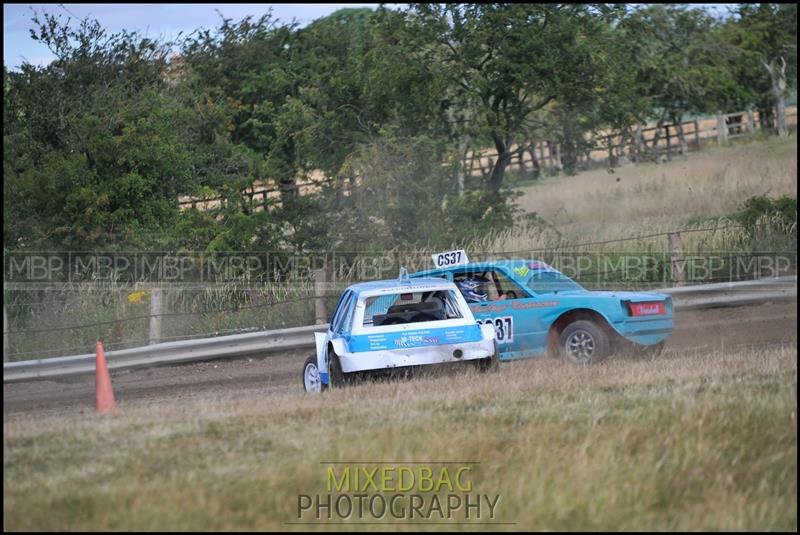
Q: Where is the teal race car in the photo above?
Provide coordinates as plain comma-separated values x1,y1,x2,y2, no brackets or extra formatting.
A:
411,251,674,364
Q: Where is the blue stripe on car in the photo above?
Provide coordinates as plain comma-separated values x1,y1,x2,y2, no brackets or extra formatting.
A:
348,324,483,352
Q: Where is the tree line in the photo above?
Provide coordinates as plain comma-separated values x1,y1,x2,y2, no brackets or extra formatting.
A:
3,4,796,253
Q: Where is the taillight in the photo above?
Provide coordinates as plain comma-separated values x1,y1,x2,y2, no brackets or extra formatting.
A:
627,301,666,316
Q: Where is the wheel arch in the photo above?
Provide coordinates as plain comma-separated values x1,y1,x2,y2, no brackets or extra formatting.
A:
547,308,619,352
328,338,348,359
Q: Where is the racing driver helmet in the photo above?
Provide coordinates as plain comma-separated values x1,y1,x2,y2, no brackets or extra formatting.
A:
456,276,489,303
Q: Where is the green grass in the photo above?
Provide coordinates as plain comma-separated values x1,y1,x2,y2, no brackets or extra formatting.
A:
4,345,796,530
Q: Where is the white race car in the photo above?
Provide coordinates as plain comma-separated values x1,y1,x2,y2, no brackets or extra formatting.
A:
302,269,498,392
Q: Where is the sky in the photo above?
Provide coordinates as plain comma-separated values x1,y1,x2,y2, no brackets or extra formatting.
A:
3,3,735,70
3,3,383,69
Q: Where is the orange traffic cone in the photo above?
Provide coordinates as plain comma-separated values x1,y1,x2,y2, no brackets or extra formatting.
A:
95,341,116,413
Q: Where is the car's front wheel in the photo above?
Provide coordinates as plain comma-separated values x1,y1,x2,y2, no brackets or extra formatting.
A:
559,320,609,364
302,356,324,392
327,351,350,388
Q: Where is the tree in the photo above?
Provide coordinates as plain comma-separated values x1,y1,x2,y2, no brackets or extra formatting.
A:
288,7,449,186
729,4,797,137
180,12,303,199
622,5,743,154
4,10,196,250
404,4,627,190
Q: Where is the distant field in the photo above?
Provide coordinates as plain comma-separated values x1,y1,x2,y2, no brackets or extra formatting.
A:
501,134,797,250
4,344,796,531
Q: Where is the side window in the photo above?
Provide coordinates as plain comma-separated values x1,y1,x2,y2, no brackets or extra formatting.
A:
492,270,528,300
339,295,358,334
452,271,477,302
442,290,464,319
332,292,354,333
331,291,353,333
452,270,528,301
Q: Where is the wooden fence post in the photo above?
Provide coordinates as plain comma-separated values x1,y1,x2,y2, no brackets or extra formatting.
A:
554,143,562,170
543,141,550,168
634,125,645,161
528,146,541,178
314,266,328,325
693,119,700,148
466,152,475,177
716,114,728,145
3,305,9,362
149,287,163,345
538,141,546,171
676,122,687,155
457,138,469,196
668,232,685,287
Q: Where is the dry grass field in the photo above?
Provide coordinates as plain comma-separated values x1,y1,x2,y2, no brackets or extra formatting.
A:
497,134,797,252
4,344,796,531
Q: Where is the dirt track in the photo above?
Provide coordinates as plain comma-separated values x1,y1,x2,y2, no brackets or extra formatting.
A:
4,302,796,417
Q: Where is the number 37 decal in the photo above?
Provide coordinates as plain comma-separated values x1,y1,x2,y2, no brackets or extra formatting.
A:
477,316,514,344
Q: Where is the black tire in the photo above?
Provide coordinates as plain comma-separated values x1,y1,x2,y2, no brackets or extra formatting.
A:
476,341,500,372
559,320,610,364
327,351,347,388
302,355,325,392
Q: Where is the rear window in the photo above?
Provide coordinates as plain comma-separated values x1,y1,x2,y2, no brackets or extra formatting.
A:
363,290,464,327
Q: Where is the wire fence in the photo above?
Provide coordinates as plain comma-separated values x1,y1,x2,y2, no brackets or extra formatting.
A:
2,293,341,337
3,221,796,362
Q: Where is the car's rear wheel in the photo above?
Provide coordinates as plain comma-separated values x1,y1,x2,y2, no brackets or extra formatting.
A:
559,320,609,364
302,356,324,392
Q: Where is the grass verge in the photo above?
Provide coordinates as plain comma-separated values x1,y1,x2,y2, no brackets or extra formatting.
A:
4,344,796,531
